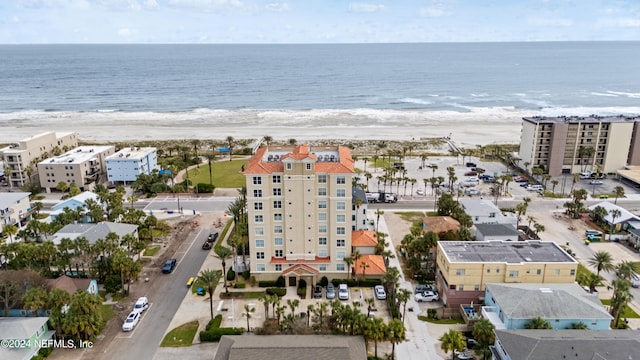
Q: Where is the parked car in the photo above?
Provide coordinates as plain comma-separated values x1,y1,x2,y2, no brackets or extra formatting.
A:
415,284,436,293
313,285,323,298
207,231,219,243
471,167,485,173
589,180,603,185
526,184,543,191
122,311,140,331
374,285,386,300
326,284,336,299
202,241,212,250
466,162,476,167
416,188,425,195
338,284,349,300
513,176,528,182
162,258,177,274
415,291,439,302
464,171,477,176
133,297,149,314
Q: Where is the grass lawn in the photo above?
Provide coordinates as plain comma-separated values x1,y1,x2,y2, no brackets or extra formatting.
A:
417,315,465,324
577,264,595,279
396,211,425,223
160,321,199,347
191,270,222,294
600,299,640,318
144,245,161,257
185,159,247,188
220,291,265,299
100,304,115,322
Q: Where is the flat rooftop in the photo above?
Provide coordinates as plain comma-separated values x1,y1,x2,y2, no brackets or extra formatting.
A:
523,114,640,124
106,147,156,161
39,146,113,165
439,241,576,264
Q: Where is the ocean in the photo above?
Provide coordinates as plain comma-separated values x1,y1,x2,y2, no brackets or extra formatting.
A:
1,42,639,142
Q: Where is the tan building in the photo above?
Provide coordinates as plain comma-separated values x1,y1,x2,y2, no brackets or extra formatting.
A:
0,192,32,236
0,131,78,187
244,144,354,284
37,145,115,193
518,115,640,176
436,240,577,308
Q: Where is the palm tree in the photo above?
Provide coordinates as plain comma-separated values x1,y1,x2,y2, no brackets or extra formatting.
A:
375,209,384,233
199,269,219,320
225,136,234,161
243,304,255,332
387,318,406,360
213,246,233,294
22,287,48,316
550,179,559,194
615,260,639,280
286,298,299,317
609,209,621,239
613,186,625,204
577,272,604,293
525,316,552,329
396,289,411,324
610,278,633,328
2,223,18,243
588,250,615,276
47,289,71,337
439,328,466,360
472,319,495,360
366,316,386,359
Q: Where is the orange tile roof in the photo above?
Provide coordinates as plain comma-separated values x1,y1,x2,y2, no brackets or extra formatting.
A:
244,145,354,175
354,255,386,276
282,263,320,276
352,230,378,247
422,216,461,234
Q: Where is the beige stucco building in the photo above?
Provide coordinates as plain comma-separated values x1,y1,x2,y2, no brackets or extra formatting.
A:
244,144,355,284
37,145,115,193
0,192,32,236
518,115,640,176
436,240,577,308
0,131,79,187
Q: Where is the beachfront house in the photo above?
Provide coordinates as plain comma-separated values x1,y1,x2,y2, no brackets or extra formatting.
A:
587,201,640,234
49,191,102,223
105,147,158,184
51,221,138,246
458,199,517,226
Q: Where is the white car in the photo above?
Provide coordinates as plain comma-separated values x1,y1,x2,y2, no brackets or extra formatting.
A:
122,311,140,332
133,297,149,314
589,180,603,185
416,188,425,195
338,284,349,300
374,285,386,300
415,291,439,302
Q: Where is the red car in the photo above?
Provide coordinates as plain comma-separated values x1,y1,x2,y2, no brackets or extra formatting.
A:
464,171,477,176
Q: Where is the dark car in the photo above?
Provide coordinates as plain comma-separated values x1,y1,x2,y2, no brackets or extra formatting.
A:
207,231,219,243
202,241,212,250
465,162,476,167
313,285,323,298
162,258,177,274
464,171,477,176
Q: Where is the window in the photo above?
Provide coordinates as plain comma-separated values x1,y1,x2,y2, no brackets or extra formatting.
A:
253,189,262,197
256,252,265,259
254,202,263,211
255,228,264,236
319,225,327,233
536,269,542,275
336,202,346,210
274,237,283,246
273,188,282,196
318,201,327,209
570,269,576,276
337,227,345,235
336,189,346,197
275,250,283,258
489,212,496,218
455,269,465,276
336,252,345,260
254,215,263,223
318,213,327,221
274,225,283,234
318,188,327,196
336,214,345,223
337,239,345,247
474,284,480,291
474,216,479,221
273,201,282,209
306,163,312,170
486,268,491,273
496,268,500,273
318,237,327,245
555,269,561,276
275,264,282,271
337,264,345,271
319,249,328,257
252,176,262,185
256,264,265,271
272,175,281,183
274,213,282,221
317,175,327,183
336,176,345,184
286,163,292,170
508,271,519,278
458,285,464,291
319,264,327,271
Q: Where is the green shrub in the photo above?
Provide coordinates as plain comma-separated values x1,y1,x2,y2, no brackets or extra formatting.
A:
359,279,382,287
387,297,400,319
227,267,235,281
196,183,215,193
259,280,278,287
297,287,306,297
235,281,246,289
104,274,121,294
266,287,286,297
205,315,223,331
298,279,307,289
427,308,438,319
276,276,286,287
199,327,244,342
319,276,329,287
38,346,53,357
242,270,251,280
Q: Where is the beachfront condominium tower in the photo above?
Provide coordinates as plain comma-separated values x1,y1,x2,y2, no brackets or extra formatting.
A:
37,145,115,193
0,131,79,188
244,144,355,284
518,115,640,176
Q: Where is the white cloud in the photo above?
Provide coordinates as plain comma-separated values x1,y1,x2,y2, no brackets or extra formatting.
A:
167,0,244,11
349,3,385,13
527,17,573,27
144,0,159,10
118,28,137,38
11,16,21,23
265,2,290,12
419,6,444,17
616,18,640,27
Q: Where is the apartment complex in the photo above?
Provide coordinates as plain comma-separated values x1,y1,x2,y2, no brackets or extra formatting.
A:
37,146,115,193
519,115,640,176
244,144,355,284
0,192,32,236
106,147,158,183
0,132,79,187
435,241,577,308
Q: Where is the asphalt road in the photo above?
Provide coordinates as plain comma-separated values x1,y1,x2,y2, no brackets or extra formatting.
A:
135,196,236,213
101,226,211,360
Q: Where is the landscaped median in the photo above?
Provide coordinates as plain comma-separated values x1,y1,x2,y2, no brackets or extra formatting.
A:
160,321,200,347
199,314,244,342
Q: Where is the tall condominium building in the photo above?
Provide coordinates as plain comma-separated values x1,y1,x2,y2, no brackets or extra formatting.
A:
106,147,158,183
244,144,355,284
37,146,115,193
519,115,640,176
0,132,79,187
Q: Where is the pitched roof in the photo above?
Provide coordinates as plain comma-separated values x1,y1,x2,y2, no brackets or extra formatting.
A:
282,264,320,276
0,317,49,339
0,192,31,209
54,221,138,245
494,329,640,360
422,216,460,234
47,275,91,294
486,283,612,321
214,335,366,360
52,191,99,211
587,201,640,224
354,255,386,276
352,230,377,247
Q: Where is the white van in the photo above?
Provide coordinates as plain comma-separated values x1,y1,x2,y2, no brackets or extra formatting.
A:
580,172,592,180
631,273,640,288
526,184,543,191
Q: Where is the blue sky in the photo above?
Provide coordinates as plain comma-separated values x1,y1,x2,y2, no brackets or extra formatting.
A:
0,0,638,43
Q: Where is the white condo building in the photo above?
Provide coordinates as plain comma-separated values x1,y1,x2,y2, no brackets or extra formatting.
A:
106,147,158,183
37,146,115,193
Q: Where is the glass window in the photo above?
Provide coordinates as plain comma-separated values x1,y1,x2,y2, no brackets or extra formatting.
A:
273,188,282,196
252,176,262,185
337,264,345,271
318,213,327,221
275,264,282,271
319,249,328,257
319,225,327,233
318,237,327,245
286,163,292,170
255,228,264,236
336,202,346,210
274,237,283,246
337,227,345,235
509,271,519,278
336,214,345,223
336,189,346,197
318,201,327,209
274,225,283,234
337,239,345,247
253,189,262,197
274,213,282,221
336,251,345,260
317,175,327,183
275,250,283,258
570,269,576,276
255,239,264,247
318,188,327,196
455,269,465,276
536,269,542,275
458,285,464,291
319,264,327,271
254,202,263,210
256,264,265,271
306,163,312,170
254,215,263,223
273,200,282,209
272,175,281,183
555,269,561,276
256,252,265,259
336,176,345,184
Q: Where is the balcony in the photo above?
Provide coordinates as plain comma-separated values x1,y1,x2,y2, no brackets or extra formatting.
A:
0,208,15,218
481,306,506,329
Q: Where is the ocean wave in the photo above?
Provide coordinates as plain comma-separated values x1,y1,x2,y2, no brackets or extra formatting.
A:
397,97,431,105
606,91,640,99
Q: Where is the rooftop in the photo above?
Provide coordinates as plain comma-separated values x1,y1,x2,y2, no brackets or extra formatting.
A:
106,147,156,161
352,230,378,247
422,216,461,234
39,145,114,166
523,114,640,124
53,221,138,245
475,223,519,237
0,192,31,209
244,144,354,175
458,198,501,214
439,240,576,264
